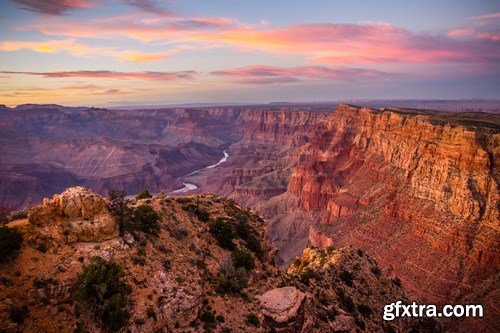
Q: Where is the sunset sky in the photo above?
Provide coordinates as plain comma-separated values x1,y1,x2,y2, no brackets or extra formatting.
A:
0,0,499,106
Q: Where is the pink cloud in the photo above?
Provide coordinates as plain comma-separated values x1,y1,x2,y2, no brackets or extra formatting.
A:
448,28,475,37
470,12,500,20
0,70,197,80
12,0,94,15
211,65,395,84
28,18,499,66
476,31,500,42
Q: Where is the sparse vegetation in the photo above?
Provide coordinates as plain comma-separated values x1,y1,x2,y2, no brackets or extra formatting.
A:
10,305,28,324
371,266,381,277
135,188,152,200
132,204,160,235
216,259,248,294
77,256,132,332
0,226,23,263
246,313,259,326
209,218,235,249
231,249,255,270
340,269,354,287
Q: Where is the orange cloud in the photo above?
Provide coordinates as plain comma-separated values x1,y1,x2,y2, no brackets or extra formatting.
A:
1,70,197,80
0,38,179,62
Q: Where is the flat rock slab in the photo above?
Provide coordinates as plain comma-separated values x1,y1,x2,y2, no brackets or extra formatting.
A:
258,286,306,324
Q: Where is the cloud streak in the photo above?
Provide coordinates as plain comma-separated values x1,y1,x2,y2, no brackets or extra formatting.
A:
1,70,197,80
11,0,93,15
28,17,499,66
0,38,179,62
211,65,396,84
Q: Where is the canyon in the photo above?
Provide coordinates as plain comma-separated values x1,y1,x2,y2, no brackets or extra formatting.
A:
0,103,499,331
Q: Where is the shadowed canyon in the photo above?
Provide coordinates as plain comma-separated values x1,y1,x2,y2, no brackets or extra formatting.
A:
0,103,499,331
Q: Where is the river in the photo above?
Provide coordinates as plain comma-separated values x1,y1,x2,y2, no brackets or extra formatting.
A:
171,150,228,194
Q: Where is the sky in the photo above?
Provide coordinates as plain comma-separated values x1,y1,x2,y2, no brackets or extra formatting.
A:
0,0,499,107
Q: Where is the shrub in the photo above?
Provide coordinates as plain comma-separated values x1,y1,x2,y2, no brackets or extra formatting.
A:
235,220,263,258
135,189,152,200
146,306,156,320
392,277,402,288
231,249,254,271
244,233,263,258
9,210,28,221
246,313,259,326
358,304,373,317
337,289,355,312
194,208,210,222
216,315,225,323
133,205,160,235
10,305,28,324
339,269,354,287
371,266,381,277
216,260,248,294
77,256,132,332
0,226,23,263
162,259,171,271
209,219,235,250
200,310,215,323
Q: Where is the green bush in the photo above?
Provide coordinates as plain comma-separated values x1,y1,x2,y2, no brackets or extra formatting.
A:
371,266,381,277
194,208,210,222
132,205,160,235
9,305,28,324
0,226,23,263
358,304,373,317
231,249,254,271
77,256,132,332
216,260,248,294
246,313,259,326
339,269,354,287
200,310,215,323
135,189,152,200
209,218,235,250
235,220,263,258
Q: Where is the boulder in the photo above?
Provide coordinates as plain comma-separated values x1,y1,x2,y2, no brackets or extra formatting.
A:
258,286,307,332
28,186,119,243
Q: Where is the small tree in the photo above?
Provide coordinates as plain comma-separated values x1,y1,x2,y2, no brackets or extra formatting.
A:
108,189,133,235
0,226,23,263
135,189,152,200
133,205,160,235
77,256,132,332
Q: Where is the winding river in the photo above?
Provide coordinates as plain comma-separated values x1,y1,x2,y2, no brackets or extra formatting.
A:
171,150,229,194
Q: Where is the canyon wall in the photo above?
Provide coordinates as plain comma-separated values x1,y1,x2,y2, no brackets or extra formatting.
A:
280,105,498,310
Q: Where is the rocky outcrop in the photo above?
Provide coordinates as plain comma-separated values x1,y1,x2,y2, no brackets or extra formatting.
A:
1,189,427,333
258,286,307,332
28,186,118,242
285,105,499,310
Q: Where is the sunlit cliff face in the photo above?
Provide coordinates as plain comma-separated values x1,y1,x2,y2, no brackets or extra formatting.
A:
0,0,499,106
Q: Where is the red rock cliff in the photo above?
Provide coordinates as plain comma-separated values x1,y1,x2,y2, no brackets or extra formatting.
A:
287,105,499,307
